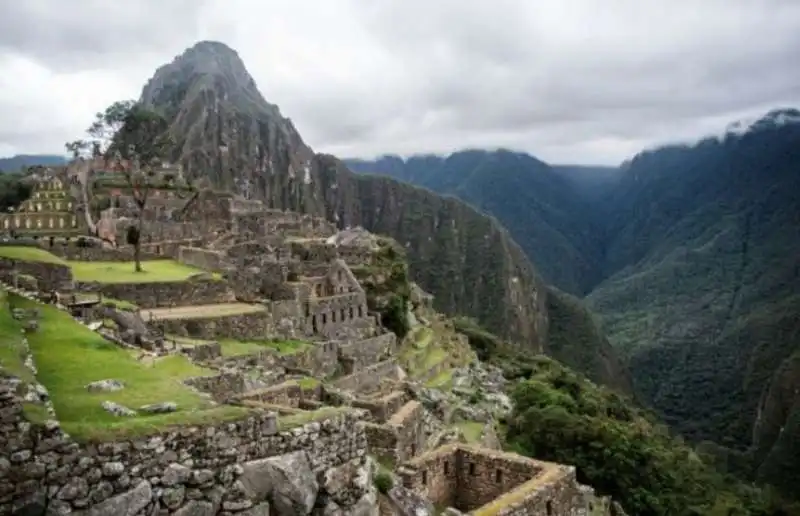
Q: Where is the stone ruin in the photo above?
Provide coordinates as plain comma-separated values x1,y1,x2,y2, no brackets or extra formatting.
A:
0,161,623,515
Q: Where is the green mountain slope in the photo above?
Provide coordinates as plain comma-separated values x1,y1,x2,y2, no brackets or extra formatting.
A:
347,151,607,295
347,110,800,499
587,118,800,495
137,41,547,351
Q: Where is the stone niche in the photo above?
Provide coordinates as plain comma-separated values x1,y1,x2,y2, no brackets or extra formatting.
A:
398,444,588,515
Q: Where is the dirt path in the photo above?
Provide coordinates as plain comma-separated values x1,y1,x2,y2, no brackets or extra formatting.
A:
141,303,266,321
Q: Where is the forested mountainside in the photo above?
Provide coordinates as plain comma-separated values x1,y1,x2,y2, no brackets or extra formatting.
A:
346,110,800,500
0,154,66,173
346,151,608,295
136,42,555,356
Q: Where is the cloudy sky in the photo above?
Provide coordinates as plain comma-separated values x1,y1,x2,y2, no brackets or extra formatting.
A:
1,0,799,165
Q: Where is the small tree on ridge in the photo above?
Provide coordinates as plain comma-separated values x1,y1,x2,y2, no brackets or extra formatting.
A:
66,100,173,272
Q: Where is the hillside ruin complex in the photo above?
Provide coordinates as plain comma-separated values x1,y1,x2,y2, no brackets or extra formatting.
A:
0,162,621,515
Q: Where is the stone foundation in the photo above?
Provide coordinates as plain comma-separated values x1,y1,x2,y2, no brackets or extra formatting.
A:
150,311,269,340
334,359,403,395
76,278,235,309
0,256,72,291
398,444,588,515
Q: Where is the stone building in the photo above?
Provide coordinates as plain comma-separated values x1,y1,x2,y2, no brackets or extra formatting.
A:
0,175,79,234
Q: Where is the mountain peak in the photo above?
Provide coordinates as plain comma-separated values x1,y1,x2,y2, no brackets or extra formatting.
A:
139,41,280,121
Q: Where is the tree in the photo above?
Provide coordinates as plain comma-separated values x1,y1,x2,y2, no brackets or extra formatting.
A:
66,100,174,272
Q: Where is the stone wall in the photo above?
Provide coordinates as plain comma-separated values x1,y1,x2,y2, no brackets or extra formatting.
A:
149,311,269,341
76,278,234,309
307,292,369,338
0,371,374,515
333,359,401,395
183,372,246,401
398,445,588,515
0,211,78,232
352,390,408,424
388,401,428,464
363,400,430,468
339,333,396,373
0,256,72,291
277,341,339,378
231,381,322,408
141,239,205,259
178,246,228,272
46,244,160,262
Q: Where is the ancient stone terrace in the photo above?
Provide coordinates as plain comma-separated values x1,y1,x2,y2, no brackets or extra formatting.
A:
0,174,80,234
398,444,588,515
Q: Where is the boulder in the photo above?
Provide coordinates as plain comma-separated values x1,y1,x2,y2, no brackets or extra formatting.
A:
86,379,125,392
101,401,137,417
87,480,152,516
240,451,319,515
139,401,177,414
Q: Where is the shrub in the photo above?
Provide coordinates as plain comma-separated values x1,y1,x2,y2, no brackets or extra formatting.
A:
374,470,394,494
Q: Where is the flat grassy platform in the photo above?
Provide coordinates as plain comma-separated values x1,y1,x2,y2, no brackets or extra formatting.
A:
0,246,66,265
70,259,212,283
141,303,266,321
166,335,311,357
8,294,249,441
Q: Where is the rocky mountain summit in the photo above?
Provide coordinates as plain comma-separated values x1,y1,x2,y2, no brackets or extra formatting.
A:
139,40,547,354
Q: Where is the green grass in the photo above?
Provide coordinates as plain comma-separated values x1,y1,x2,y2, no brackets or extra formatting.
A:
219,339,310,357
0,245,66,265
70,259,212,283
456,421,484,443
101,297,138,311
425,370,454,389
0,291,33,382
9,294,249,441
295,377,320,389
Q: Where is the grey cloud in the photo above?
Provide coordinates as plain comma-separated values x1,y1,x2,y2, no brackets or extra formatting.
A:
0,0,212,71
0,0,799,164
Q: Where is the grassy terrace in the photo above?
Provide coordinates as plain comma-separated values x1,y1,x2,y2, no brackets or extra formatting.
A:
0,291,34,383
7,294,249,441
0,245,67,265
71,259,214,283
0,246,215,284
167,335,311,357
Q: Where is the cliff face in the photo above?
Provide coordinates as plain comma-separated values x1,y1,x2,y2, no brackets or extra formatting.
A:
139,41,547,349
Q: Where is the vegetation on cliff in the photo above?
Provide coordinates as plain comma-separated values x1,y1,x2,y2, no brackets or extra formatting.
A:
351,236,411,339
349,111,800,499
0,172,32,212
505,356,794,516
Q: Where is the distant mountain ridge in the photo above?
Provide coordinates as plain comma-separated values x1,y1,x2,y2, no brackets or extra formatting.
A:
0,154,67,172
347,108,800,498
346,150,615,295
